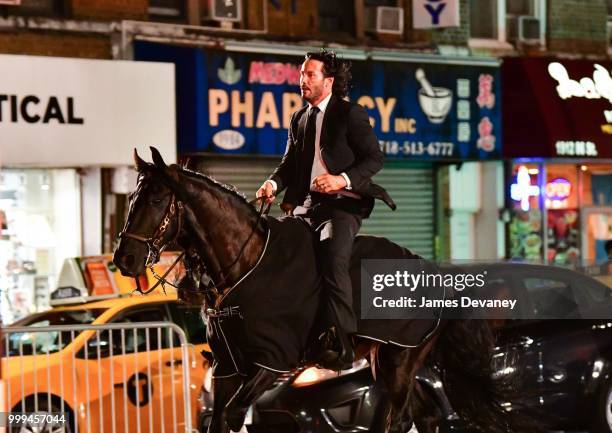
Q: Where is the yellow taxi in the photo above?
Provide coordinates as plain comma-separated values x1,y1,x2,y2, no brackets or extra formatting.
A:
1,253,210,433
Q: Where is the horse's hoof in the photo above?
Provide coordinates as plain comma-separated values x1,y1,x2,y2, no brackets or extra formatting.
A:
385,411,414,433
224,406,247,432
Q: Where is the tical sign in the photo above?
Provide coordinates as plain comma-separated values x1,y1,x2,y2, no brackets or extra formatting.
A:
0,54,176,167
134,42,501,161
412,0,460,29
0,95,83,124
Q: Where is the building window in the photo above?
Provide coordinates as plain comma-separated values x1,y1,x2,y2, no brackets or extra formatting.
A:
318,0,356,37
0,169,81,322
506,0,544,44
1,0,64,18
469,0,500,39
469,0,545,45
506,0,535,42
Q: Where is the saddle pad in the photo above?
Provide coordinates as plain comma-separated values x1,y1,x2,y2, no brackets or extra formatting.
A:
207,216,441,377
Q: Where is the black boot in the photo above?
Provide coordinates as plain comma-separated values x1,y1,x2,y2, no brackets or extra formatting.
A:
224,368,278,431
316,326,354,371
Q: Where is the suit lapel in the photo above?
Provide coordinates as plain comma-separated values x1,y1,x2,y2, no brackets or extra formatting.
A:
320,94,338,151
296,106,309,151
294,106,312,182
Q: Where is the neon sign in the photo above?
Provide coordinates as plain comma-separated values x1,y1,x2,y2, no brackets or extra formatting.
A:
545,177,572,209
548,62,612,103
510,165,540,211
545,178,571,201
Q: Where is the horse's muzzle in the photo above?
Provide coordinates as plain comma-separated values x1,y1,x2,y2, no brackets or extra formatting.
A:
113,247,145,277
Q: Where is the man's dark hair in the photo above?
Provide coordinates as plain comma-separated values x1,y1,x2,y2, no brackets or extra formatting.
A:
304,49,352,99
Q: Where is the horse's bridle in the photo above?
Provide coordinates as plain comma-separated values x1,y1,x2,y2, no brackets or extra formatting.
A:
119,189,270,298
119,193,185,293
120,194,184,264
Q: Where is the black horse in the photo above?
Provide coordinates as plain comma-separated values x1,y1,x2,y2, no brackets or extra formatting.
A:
113,148,541,433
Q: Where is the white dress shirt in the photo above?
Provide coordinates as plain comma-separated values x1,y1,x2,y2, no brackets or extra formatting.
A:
267,93,359,200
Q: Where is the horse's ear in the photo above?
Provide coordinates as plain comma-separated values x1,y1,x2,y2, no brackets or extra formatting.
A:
133,148,148,172
150,146,167,170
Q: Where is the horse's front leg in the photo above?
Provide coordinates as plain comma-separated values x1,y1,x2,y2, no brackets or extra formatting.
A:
376,344,414,433
376,336,440,433
410,380,443,433
224,367,278,431
207,374,243,433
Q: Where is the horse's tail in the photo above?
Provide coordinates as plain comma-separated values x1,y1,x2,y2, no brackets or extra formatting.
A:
430,319,545,433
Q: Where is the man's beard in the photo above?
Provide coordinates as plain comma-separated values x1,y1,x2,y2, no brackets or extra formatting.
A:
301,86,321,102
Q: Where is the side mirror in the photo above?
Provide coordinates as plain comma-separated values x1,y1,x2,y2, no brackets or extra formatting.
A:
86,337,112,358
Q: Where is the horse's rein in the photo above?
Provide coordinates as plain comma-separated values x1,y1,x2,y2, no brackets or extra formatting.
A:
202,197,271,301
120,193,271,297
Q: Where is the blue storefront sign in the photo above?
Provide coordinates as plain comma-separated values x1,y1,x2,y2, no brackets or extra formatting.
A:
135,41,502,160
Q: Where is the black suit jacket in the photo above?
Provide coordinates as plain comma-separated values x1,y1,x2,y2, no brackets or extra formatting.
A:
269,94,396,213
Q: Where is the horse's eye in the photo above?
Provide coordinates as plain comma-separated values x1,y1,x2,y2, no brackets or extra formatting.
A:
151,198,163,205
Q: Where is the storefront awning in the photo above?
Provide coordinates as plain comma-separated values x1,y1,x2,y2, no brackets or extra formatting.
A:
502,57,612,160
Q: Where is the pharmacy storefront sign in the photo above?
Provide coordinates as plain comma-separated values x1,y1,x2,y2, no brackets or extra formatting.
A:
134,41,502,161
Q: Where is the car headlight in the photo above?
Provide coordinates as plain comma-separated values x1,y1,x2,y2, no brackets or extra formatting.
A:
292,359,368,387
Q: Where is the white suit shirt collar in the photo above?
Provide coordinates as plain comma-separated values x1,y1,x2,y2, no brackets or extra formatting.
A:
308,92,332,114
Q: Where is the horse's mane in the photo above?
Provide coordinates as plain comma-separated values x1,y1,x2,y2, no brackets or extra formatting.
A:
175,165,260,221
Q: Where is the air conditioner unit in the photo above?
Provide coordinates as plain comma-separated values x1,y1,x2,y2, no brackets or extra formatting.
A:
210,0,242,22
365,6,404,35
515,16,541,44
507,15,541,43
519,15,540,42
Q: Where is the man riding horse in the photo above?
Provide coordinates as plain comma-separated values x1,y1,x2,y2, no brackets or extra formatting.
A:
114,145,542,433
112,52,542,432
256,49,394,370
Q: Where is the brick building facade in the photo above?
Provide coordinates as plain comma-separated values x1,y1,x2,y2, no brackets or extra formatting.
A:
1,0,610,262
548,0,608,54
0,0,609,60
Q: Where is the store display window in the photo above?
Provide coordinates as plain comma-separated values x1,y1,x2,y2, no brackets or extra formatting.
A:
545,164,579,266
509,163,544,261
0,169,81,323
580,164,612,265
